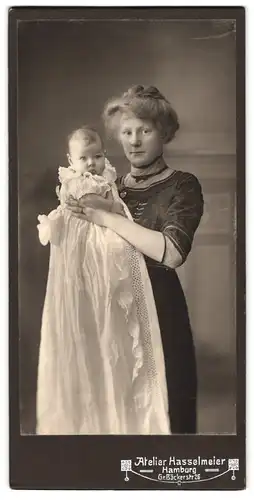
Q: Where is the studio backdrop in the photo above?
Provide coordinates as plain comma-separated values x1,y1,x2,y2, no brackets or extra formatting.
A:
17,18,236,435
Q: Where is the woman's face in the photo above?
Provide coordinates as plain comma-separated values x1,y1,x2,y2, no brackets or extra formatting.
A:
119,115,164,168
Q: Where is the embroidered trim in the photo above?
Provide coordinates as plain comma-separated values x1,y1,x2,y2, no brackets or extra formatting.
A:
122,169,178,192
163,223,192,244
163,231,185,260
160,234,167,264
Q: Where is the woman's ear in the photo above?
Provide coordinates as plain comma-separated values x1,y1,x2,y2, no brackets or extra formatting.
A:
67,153,72,165
161,128,172,145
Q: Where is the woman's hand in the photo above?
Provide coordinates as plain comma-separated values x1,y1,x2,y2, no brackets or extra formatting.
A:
66,196,111,227
75,193,114,212
66,192,125,220
66,195,176,266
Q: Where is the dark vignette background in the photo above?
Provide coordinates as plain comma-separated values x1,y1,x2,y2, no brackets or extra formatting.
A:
17,18,237,435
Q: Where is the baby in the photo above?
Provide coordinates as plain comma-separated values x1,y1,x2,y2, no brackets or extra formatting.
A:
36,126,169,436
67,126,106,176
37,126,124,246
59,126,124,217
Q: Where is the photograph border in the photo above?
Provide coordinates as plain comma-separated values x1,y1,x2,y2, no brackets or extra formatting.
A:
9,6,246,490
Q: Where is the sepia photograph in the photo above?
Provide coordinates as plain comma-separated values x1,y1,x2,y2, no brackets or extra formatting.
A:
9,6,245,490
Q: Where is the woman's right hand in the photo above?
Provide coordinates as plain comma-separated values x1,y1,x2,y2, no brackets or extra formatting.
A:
66,193,125,217
65,193,113,214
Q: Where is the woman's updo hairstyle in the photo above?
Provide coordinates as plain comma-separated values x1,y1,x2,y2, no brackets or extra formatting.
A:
103,85,179,144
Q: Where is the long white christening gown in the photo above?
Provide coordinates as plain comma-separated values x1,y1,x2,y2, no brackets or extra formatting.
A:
36,161,170,435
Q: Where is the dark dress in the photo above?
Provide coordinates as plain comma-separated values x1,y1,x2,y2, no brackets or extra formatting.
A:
117,170,204,434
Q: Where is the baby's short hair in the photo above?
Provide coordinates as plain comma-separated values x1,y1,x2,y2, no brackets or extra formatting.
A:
67,126,103,150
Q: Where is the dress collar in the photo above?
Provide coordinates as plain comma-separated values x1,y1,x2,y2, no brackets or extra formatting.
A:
123,166,176,190
130,155,165,180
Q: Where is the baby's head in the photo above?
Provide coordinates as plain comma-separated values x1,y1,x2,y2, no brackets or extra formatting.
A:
67,126,105,176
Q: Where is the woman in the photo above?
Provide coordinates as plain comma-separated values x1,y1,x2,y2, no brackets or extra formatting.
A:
67,85,204,434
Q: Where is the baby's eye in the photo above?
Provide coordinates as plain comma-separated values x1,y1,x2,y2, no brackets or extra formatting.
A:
143,129,151,134
123,130,131,136
95,154,103,159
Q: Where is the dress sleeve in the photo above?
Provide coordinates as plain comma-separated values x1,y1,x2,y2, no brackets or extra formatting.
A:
161,235,183,268
161,173,204,263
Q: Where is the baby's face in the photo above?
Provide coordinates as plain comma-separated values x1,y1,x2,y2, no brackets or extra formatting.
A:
68,139,105,176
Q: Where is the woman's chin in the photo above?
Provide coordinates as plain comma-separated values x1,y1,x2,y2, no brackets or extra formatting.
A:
130,158,149,168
